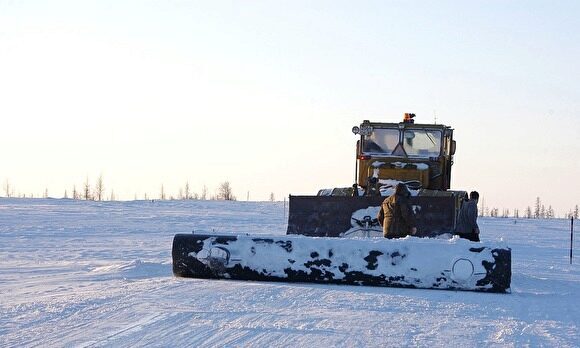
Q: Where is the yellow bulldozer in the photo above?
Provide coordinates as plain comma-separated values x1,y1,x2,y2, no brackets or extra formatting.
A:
172,114,512,293
287,113,465,238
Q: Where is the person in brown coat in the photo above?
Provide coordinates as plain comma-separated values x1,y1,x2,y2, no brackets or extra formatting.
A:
377,183,418,238
455,191,480,242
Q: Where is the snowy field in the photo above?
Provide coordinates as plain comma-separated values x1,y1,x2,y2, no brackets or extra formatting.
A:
1,198,578,347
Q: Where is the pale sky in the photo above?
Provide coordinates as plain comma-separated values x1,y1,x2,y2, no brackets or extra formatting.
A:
1,1,579,215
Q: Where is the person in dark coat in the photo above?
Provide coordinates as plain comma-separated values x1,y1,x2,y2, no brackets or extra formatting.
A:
455,191,480,242
377,183,417,239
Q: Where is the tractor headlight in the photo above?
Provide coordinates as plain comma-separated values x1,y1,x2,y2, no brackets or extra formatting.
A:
360,124,373,136
352,126,360,135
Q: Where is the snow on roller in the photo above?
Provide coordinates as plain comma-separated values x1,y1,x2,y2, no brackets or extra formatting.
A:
172,233,511,293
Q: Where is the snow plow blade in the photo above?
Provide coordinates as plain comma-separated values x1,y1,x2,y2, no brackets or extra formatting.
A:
172,233,511,293
287,195,457,237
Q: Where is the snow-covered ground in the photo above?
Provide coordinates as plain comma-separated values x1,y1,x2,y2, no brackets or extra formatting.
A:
1,198,578,347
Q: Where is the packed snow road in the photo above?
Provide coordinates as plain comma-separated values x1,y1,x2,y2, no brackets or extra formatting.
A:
0,199,578,347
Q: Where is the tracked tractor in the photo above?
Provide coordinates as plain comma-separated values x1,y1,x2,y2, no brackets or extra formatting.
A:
172,114,512,293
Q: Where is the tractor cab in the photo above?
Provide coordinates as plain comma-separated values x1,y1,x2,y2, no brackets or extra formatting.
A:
353,114,455,195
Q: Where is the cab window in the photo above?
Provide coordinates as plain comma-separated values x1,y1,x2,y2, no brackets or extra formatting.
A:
403,130,442,157
362,129,399,155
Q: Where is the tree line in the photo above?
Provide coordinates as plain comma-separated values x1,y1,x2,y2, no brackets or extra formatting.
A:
3,179,574,213
479,196,578,219
2,177,276,202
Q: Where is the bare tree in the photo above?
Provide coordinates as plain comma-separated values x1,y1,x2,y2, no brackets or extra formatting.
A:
64,190,68,199
534,197,541,219
160,184,166,200
43,188,48,198
184,181,191,200
201,185,208,200
217,181,236,201
3,179,11,197
525,206,532,219
83,177,92,200
269,192,275,202
110,190,116,201
72,185,79,200
574,205,579,219
95,174,104,201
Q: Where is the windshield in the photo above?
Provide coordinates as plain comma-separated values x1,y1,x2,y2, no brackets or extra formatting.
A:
362,128,399,155
403,129,442,157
